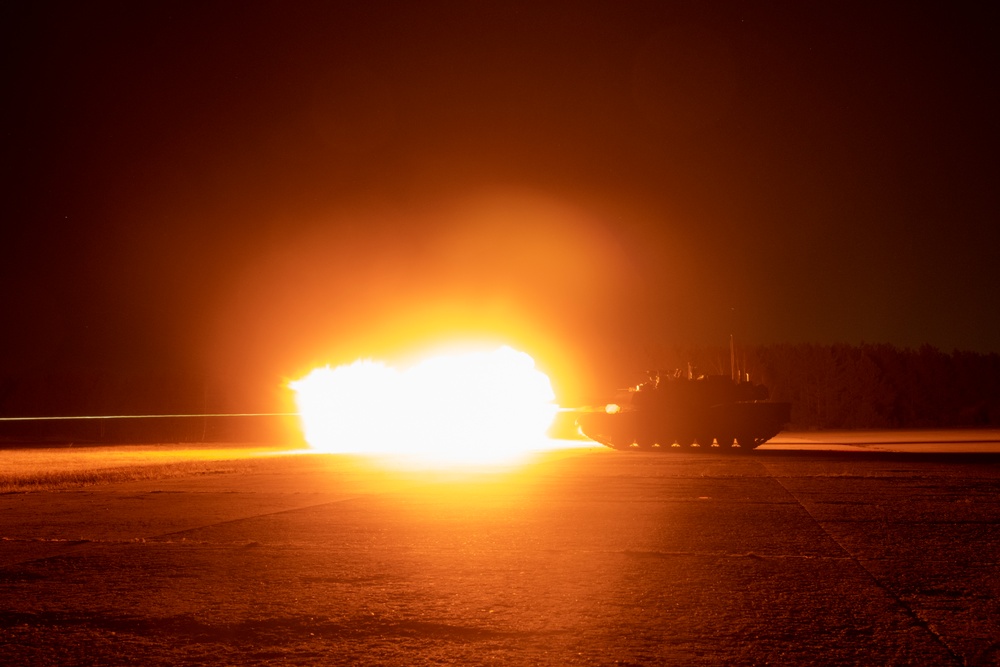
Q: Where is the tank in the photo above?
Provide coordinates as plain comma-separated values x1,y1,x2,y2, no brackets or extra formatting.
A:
575,369,791,452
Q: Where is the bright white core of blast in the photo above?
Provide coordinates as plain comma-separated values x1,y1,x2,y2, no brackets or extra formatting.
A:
290,346,559,465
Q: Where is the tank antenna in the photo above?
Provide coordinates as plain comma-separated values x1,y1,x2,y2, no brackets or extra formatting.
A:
730,334,737,383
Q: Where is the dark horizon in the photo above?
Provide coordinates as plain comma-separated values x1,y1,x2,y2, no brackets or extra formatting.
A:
4,2,998,406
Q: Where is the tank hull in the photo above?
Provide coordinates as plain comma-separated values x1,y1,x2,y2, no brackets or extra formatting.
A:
577,398,791,452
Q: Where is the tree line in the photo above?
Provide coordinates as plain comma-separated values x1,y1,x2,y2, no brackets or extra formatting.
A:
656,343,1000,430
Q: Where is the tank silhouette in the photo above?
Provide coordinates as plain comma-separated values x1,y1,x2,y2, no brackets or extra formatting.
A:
576,367,791,452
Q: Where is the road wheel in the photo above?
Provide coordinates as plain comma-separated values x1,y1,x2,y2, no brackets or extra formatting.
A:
634,437,654,450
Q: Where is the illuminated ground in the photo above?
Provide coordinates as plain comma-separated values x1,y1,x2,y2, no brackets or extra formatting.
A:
2,432,999,665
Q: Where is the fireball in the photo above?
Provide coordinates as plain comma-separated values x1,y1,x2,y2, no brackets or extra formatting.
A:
290,346,559,465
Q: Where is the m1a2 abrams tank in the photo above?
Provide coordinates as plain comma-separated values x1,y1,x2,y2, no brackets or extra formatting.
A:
576,367,791,452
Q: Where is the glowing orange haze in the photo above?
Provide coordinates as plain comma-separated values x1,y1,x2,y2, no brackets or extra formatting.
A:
290,346,562,466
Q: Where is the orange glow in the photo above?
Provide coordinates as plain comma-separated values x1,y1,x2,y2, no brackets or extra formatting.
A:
290,346,559,466
208,190,646,408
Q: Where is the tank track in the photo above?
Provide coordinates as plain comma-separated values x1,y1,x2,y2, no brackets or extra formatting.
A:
580,429,777,452
576,401,789,453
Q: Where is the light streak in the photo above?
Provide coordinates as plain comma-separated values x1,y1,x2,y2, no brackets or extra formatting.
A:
0,407,578,421
0,413,299,421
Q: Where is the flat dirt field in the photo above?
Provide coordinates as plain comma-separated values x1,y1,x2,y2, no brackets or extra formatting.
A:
2,435,1000,666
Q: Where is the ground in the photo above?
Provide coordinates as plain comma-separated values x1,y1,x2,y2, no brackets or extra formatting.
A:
2,434,1000,665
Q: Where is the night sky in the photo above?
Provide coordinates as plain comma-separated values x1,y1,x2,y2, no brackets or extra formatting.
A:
5,2,998,405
